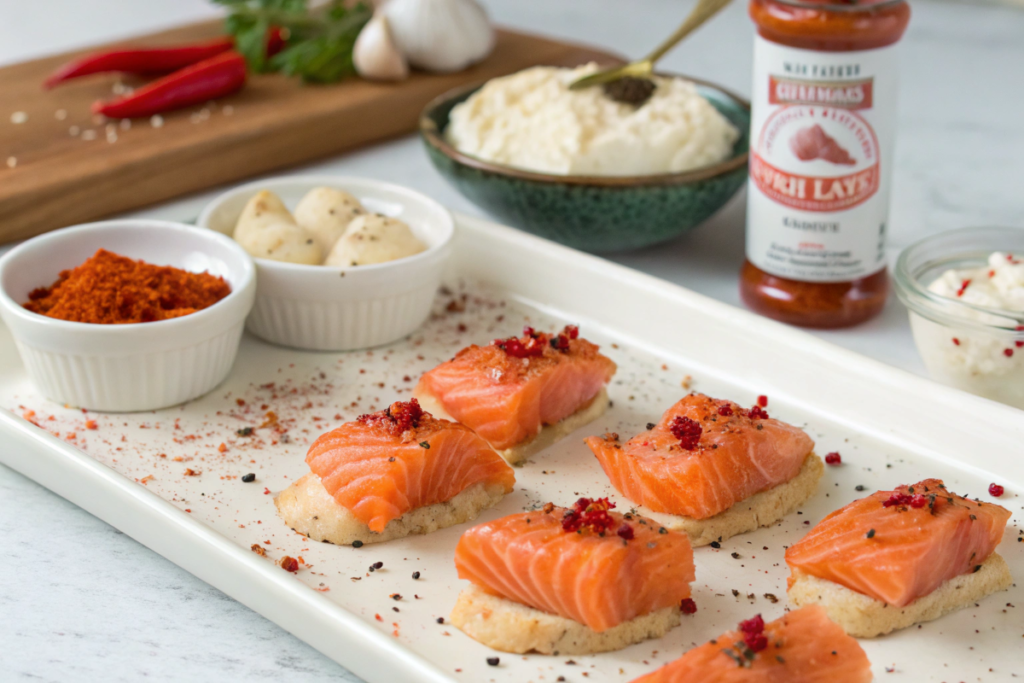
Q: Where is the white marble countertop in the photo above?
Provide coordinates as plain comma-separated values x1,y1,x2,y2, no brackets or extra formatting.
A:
1,1,1022,680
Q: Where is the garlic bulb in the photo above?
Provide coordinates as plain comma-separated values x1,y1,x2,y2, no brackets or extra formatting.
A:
383,0,495,73
354,13,409,81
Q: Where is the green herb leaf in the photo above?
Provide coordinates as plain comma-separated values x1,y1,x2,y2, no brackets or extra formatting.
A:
215,0,371,82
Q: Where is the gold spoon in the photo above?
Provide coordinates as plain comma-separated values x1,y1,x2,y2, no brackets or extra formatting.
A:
569,0,735,91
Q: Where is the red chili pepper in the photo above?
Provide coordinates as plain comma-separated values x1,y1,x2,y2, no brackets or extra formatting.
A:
44,37,234,89
92,51,246,118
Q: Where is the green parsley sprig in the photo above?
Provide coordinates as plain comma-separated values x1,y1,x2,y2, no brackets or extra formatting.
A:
213,0,372,83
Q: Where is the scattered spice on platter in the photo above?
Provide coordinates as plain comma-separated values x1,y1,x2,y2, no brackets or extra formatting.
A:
23,248,230,324
5,279,1010,680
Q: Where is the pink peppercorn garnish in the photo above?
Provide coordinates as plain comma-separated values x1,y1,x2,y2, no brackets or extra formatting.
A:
738,614,764,635
989,483,1004,497
494,335,545,358
824,452,842,465
562,497,617,534
680,598,697,615
616,523,634,540
909,494,928,509
669,416,702,450
564,324,580,340
717,403,734,417
522,326,536,337
738,614,768,652
757,395,768,407
549,334,571,352
952,338,960,346
747,405,769,420
883,492,913,508
1004,348,1014,358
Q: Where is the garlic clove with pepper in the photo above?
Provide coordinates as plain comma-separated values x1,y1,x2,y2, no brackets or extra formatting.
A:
383,0,494,73
354,13,409,82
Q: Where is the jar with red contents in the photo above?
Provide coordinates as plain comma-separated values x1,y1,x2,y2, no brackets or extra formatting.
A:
741,0,911,328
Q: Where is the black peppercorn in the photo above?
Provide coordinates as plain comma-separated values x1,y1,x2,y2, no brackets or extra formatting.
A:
241,473,255,483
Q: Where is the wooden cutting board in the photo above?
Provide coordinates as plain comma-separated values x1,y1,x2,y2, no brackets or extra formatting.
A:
0,20,617,243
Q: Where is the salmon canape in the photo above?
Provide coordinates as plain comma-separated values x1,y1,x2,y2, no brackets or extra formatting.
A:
415,325,616,465
786,478,1013,637
587,393,822,546
274,399,515,546
631,606,872,683
450,498,696,655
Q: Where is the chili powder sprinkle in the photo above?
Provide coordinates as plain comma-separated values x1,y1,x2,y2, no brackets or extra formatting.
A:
24,249,231,324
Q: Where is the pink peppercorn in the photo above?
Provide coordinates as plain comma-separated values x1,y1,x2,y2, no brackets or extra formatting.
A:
824,452,842,465
988,483,1004,497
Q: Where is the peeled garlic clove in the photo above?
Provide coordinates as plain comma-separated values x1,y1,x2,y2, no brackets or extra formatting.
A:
354,13,409,82
384,0,494,73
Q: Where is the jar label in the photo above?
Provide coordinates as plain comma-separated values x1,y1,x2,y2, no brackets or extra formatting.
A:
746,36,900,283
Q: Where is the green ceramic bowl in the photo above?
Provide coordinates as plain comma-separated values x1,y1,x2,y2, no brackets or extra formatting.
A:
420,76,750,252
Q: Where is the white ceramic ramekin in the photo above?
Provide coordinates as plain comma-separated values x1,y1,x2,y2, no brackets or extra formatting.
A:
197,176,453,351
0,221,256,412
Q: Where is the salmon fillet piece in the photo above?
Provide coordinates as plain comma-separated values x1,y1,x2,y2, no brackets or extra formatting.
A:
632,605,872,683
587,394,814,520
785,478,1011,607
305,399,515,533
416,326,616,450
454,499,695,632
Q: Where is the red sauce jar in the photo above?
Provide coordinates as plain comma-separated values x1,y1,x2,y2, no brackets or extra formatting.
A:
741,0,911,328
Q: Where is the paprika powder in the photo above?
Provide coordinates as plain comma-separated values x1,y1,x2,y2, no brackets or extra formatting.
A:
24,249,231,324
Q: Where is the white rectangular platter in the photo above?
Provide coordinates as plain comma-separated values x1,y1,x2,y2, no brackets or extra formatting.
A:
0,213,1021,683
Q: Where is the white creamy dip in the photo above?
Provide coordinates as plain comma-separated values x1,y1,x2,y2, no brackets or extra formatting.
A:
445,64,740,176
910,252,1024,408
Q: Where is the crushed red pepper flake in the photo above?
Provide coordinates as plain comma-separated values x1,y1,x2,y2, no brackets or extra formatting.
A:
250,543,266,557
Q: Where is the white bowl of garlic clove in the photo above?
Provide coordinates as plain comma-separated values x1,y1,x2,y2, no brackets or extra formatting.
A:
198,176,454,351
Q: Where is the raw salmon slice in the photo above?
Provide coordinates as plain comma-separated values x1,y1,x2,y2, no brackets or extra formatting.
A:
785,478,1011,607
305,399,515,533
587,394,814,519
632,605,872,683
454,499,695,632
415,326,616,450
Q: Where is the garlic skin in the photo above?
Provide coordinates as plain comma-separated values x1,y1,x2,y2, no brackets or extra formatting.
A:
354,13,409,81
383,0,494,73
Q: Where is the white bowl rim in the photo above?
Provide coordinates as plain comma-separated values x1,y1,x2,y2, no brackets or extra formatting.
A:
0,219,256,335
196,175,455,275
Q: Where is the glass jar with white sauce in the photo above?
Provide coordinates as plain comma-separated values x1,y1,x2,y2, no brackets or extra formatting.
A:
895,227,1024,409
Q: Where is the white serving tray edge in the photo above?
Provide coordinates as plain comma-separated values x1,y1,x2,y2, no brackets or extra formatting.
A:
1,213,1021,682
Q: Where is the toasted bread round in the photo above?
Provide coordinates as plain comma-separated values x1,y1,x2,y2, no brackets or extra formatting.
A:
416,387,609,466
788,552,1012,638
449,584,682,655
274,473,508,546
638,452,823,547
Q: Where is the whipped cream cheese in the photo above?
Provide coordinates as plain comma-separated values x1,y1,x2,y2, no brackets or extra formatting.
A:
445,64,740,176
910,252,1024,408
